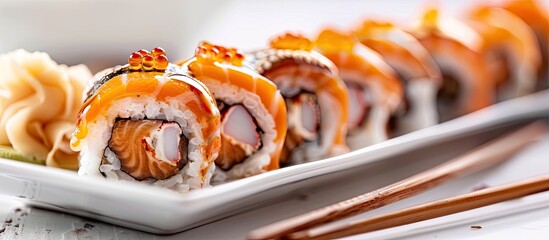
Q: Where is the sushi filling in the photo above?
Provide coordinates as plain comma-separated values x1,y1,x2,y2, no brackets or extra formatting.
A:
345,82,371,133
436,72,462,121
486,49,511,101
281,92,321,162
106,119,188,180
533,32,548,85
216,103,263,170
388,72,412,134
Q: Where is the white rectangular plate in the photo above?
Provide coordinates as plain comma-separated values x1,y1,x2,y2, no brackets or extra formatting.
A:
0,91,548,234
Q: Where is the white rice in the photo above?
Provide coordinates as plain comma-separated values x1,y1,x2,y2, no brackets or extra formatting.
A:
77,95,214,192
396,79,439,135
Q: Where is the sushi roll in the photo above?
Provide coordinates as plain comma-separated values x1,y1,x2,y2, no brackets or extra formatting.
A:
412,9,495,121
178,42,287,180
501,0,549,85
247,33,350,164
354,20,442,133
466,6,541,100
70,48,221,192
315,29,403,149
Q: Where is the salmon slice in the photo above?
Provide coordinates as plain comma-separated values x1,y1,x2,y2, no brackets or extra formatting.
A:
502,0,549,83
108,119,187,180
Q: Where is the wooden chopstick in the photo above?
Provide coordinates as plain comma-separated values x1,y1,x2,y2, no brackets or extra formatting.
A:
247,122,545,240
290,173,549,240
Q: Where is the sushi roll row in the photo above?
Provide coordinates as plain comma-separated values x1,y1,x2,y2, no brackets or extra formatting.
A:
69,1,548,192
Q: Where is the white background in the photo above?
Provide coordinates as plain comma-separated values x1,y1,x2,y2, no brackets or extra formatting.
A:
1,0,546,72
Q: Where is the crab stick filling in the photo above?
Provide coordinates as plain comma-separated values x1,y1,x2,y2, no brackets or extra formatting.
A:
281,90,321,161
345,82,371,131
216,103,263,170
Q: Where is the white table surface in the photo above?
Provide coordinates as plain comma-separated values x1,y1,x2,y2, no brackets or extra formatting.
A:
1,128,549,240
